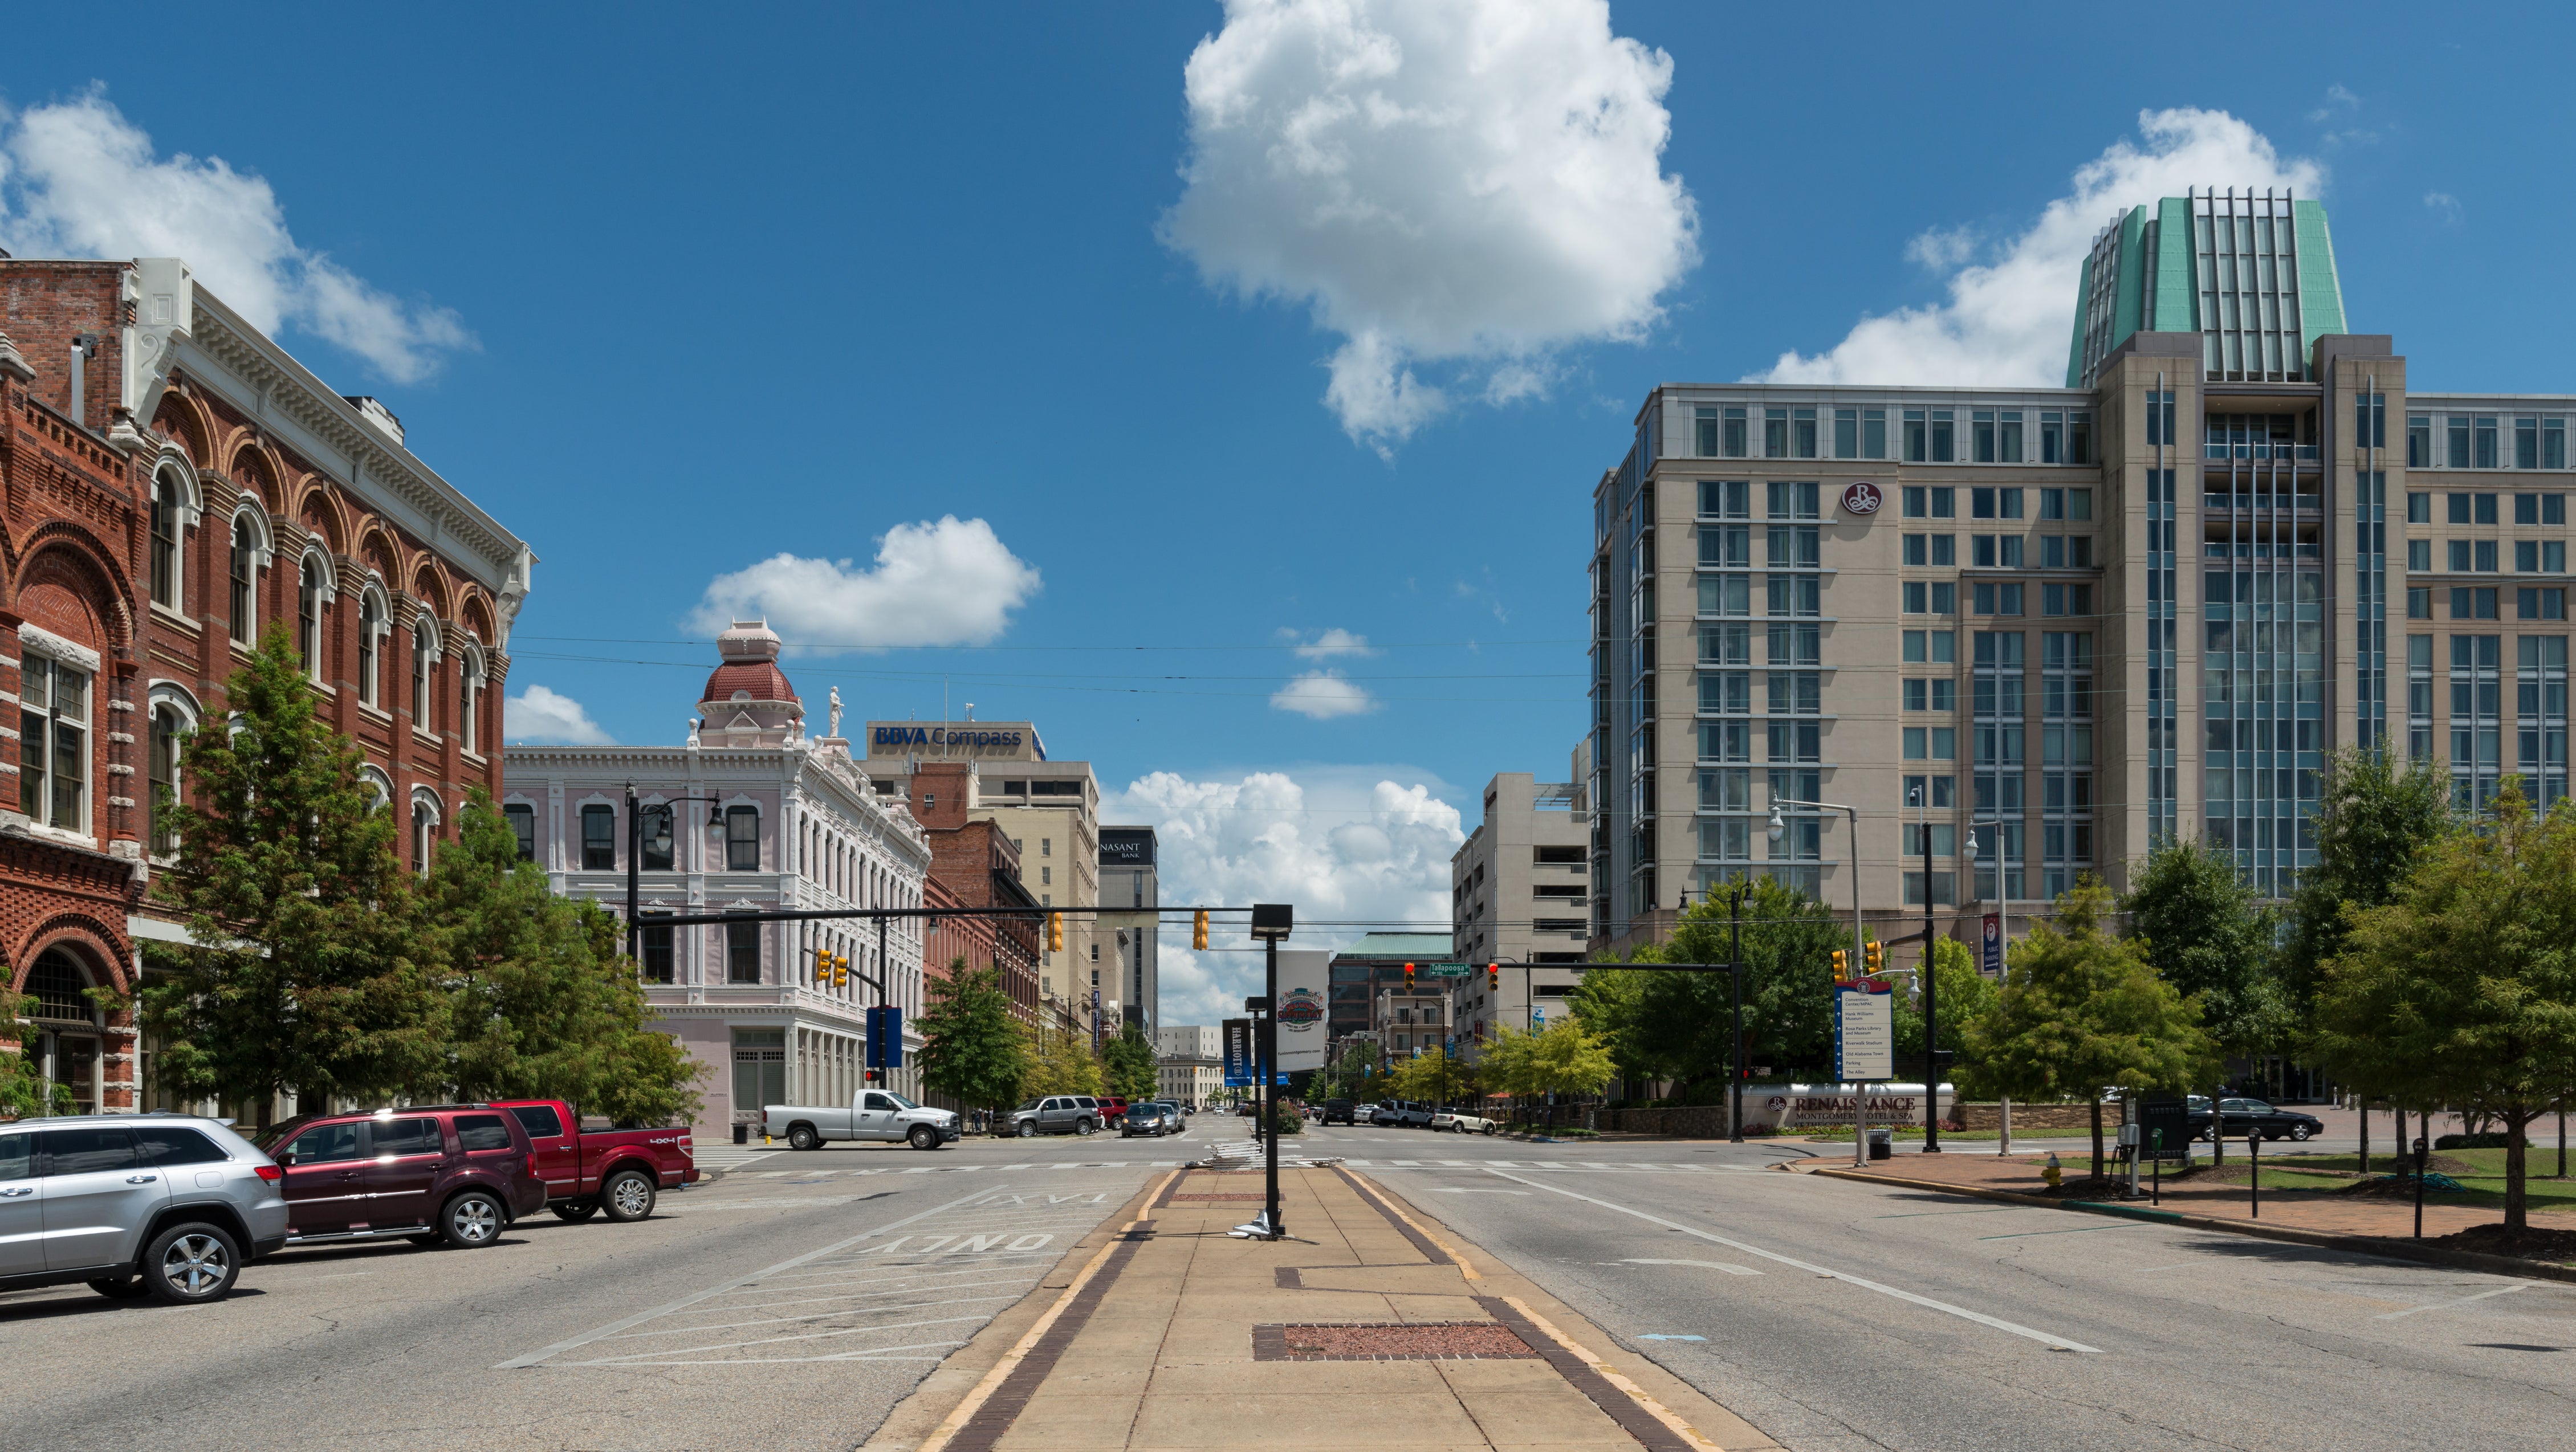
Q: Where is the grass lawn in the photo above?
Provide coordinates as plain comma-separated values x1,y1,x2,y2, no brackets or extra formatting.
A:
2219,1148,2576,1215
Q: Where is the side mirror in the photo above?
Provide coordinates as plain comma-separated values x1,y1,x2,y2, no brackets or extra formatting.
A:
274,1152,295,1168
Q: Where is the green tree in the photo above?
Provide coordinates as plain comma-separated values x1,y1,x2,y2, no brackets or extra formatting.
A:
2283,747,2452,1010
0,976,71,1117
1565,966,1660,1088
2311,783,2576,1230
428,791,701,1123
2125,837,2289,1061
1629,879,1863,1091
1894,936,1995,1090
1389,1047,1476,1109
1961,880,2220,1178
1483,1017,1617,1127
139,626,446,1125
1101,1021,1158,1101
1020,1017,1104,1099
918,962,1029,1120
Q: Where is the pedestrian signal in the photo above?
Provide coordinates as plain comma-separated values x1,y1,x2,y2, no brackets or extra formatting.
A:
1193,909,1210,951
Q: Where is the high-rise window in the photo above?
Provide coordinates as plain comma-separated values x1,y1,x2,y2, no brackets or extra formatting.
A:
1764,407,1788,459
2407,634,2434,761
1792,407,1818,459
2408,416,2432,468
727,921,762,984
2518,635,2569,805
641,924,675,984
726,805,760,871
2451,633,2504,807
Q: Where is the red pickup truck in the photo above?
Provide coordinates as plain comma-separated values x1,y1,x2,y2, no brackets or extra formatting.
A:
495,1100,698,1223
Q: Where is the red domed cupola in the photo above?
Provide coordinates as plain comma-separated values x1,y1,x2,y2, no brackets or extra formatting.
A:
697,619,804,745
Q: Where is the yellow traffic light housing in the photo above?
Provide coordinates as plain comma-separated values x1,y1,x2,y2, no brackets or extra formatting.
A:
1488,962,1500,991
1193,909,1209,951
833,954,849,989
1048,913,1064,953
1831,947,1849,978
1403,962,1416,991
1864,940,1883,973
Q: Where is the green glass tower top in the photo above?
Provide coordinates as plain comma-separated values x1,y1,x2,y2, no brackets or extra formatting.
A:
2066,188,2346,388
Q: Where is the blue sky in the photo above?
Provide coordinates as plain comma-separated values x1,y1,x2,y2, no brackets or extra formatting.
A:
8,2,2573,1020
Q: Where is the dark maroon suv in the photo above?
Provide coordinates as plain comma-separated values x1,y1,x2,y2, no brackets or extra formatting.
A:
253,1106,547,1250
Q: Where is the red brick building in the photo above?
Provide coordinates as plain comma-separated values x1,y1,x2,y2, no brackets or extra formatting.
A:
0,255,532,1115
914,761,1043,1023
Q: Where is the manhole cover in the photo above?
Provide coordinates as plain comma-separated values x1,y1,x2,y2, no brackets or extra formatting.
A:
1254,1323,1536,1361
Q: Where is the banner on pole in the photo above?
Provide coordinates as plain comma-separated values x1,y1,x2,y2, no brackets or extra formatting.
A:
1222,1018,1254,1086
1981,913,2003,976
1275,949,1330,1072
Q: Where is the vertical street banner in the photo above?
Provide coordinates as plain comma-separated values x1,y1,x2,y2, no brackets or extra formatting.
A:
1222,1018,1254,1087
1981,913,2003,976
1834,984,1894,1082
1273,949,1330,1072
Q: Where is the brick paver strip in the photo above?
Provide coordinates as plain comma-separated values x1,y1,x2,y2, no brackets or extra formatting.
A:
1252,1321,1540,1361
1169,1192,1267,1201
943,1225,1157,1452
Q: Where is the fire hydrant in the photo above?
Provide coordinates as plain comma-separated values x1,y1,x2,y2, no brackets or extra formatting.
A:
2041,1152,2063,1189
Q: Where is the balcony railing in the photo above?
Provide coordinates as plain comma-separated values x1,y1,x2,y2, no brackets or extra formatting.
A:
2204,443,2321,462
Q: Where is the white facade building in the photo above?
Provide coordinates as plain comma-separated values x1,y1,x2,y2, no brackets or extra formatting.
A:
503,621,931,1135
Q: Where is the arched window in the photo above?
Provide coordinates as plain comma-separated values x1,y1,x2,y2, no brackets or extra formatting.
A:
459,650,483,754
359,766,393,813
148,704,182,855
358,594,382,705
26,951,94,1023
299,557,324,679
413,621,437,734
150,471,180,610
411,790,441,876
229,515,258,646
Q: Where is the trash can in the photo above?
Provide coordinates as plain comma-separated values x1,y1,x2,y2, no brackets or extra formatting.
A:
1869,1127,1893,1160
733,1123,748,1145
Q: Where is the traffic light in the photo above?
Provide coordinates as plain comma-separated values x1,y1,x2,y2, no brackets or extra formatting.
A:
1404,962,1416,991
1864,940,1883,973
1487,963,1500,991
1193,909,1210,951
1049,913,1064,953
833,953,849,990
1831,947,1848,978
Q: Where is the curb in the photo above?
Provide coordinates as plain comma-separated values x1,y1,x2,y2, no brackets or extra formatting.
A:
1805,1163,2576,1286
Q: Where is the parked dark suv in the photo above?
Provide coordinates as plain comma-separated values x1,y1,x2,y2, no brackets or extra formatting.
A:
255,1106,547,1250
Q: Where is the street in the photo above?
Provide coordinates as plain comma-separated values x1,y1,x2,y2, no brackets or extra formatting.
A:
0,1133,1170,1451
1328,1127,2576,1452
11,1121,2573,1451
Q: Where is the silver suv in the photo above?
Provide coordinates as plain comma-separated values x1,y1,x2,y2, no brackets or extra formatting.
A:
0,1114,289,1306
1008,1095,1101,1136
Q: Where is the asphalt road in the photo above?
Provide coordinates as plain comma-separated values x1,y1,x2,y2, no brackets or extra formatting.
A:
0,1129,1182,1451
1324,1125,2576,1452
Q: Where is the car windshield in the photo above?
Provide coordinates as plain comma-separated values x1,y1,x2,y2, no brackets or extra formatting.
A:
881,1091,921,1111
1015,1100,1043,1112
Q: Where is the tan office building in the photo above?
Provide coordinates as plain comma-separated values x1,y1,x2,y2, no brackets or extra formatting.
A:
1589,189,2569,984
1450,772,1592,1054
864,720,1102,1034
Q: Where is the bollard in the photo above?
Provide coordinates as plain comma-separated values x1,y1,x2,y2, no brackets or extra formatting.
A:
2248,1131,2261,1218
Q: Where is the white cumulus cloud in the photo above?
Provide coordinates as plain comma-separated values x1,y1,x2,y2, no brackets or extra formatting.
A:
0,88,474,385
1272,670,1377,718
1161,0,1699,449
1763,109,2322,388
1107,769,1463,1027
505,685,614,746
689,516,1041,652
1291,627,1377,660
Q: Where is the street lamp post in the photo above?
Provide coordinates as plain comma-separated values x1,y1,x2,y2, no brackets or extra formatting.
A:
624,782,730,964
1248,903,1295,1241
1966,818,2013,1156
1771,798,1866,1168
1910,782,1943,1154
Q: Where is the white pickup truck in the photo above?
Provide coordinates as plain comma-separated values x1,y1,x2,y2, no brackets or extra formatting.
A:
765,1090,962,1151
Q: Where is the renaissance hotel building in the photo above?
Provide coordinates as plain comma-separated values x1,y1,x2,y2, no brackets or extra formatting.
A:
1590,189,2570,957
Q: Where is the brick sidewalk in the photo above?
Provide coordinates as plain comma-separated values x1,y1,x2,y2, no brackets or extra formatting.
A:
864,1165,1781,1452
1817,1146,2576,1241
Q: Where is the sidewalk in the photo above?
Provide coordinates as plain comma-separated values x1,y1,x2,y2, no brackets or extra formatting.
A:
865,1164,1781,1452
1810,1145,2576,1243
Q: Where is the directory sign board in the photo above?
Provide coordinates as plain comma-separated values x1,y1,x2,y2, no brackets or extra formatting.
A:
1833,984,1894,1082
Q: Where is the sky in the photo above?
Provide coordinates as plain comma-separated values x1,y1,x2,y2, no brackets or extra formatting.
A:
7,2,2575,1026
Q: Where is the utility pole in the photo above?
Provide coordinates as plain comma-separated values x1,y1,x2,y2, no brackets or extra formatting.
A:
1919,783,1941,1153
1249,904,1295,1240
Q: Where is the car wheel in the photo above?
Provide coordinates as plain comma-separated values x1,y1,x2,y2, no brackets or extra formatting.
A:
88,1273,148,1300
144,1223,241,1304
1077,1118,1096,1135
603,1170,657,1222
909,1124,938,1151
439,1189,507,1249
788,1124,820,1152
2290,1123,2312,1141
553,1199,601,1223
1017,1120,1037,1138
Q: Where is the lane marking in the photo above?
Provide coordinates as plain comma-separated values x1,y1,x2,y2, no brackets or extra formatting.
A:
1482,1167,2103,1353
1623,1258,1760,1276
1494,1293,1722,1452
2375,1283,2530,1320
1434,1188,1531,1195
495,1182,1020,1369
